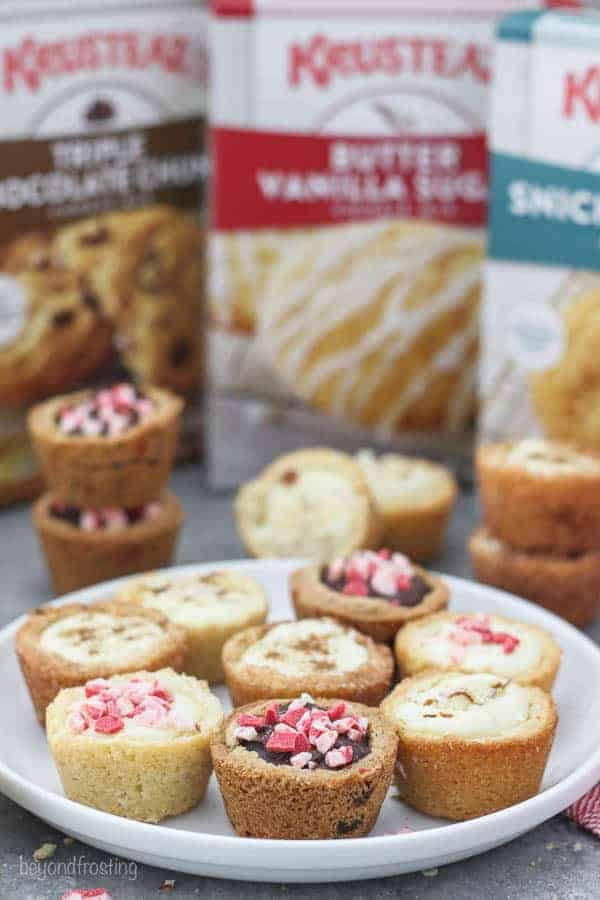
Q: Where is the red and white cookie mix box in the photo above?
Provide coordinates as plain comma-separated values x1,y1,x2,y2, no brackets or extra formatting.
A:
0,0,207,506
207,0,531,486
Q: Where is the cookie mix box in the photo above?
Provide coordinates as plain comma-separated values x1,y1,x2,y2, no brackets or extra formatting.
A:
482,7,600,451
0,0,207,505
207,0,537,486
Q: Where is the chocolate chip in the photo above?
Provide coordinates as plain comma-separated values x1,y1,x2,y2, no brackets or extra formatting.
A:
80,225,109,246
170,338,191,367
81,290,100,313
281,469,298,485
53,309,75,328
335,818,363,835
86,98,115,123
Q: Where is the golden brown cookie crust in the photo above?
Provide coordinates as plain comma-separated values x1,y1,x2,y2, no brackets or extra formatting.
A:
477,440,600,553
222,619,394,707
290,563,449,643
381,672,558,821
28,385,182,508
47,668,223,823
211,697,398,839
15,600,188,725
32,490,183,596
235,448,383,561
470,525,600,628
394,609,561,691
356,451,457,562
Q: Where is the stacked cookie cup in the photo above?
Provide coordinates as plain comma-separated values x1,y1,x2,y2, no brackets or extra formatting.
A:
28,382,184,593
470,439,600,626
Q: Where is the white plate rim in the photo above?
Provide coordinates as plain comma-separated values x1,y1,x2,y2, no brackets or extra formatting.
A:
1,559,600,879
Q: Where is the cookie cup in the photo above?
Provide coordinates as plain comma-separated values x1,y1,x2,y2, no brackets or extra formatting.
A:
356,451,457,561
28,385,182,508
477,440,600,553
47,669,224,823
211,698,398,839
235,448,382,561
117,569,269,683
381,672,558,821
222,619,394,707
33,490,183,595
290,563,449,643
470,526,600,627
394,610,561,691
15,600,187,724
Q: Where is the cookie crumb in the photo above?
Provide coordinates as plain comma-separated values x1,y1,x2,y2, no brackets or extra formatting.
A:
63,836,75,846
421,867,438,877
33,842,57,860
573,841,583,852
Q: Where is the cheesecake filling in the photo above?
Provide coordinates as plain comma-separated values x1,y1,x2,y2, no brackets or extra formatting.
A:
391,673,531,739
136,571,263,627
505,438,600,475
234,696,370,770
40,612,165,666
50,500,162,531
356,449,451,508
239,619,369,676
55,382,154,438
322,549,431,607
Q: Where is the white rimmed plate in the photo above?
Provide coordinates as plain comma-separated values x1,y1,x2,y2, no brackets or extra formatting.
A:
1,559,599,883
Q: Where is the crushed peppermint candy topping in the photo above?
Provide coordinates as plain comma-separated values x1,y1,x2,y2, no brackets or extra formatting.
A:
322,549,431,607
56,383,154,438
448,615,520,661
67,676,195,736
50,500,162,531
234,696,370,770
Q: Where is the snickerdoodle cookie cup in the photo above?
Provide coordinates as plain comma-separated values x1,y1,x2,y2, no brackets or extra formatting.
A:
222,618,394,707
291,550,449,643
394,611,561,691
381,671,557,821
356,450,457,562
211,696,398,839
117,569,269,683
469,526,600,627
28,383,182,508
47,668,223,822
234,448,382,561
477,439,600,554
15,600,187,724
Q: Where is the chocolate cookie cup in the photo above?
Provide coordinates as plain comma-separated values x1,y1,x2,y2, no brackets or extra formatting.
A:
211,696,398,839
222,618,394,707
394,611,561,691
16,600,188,725
33,490,183,594
477,439,600,554
381,671,558,821
291,550,449,643
356,450,457,562
235,448,382,561
47,668,224,823
117,569,269,683
28,383,182,508
470,526,600,627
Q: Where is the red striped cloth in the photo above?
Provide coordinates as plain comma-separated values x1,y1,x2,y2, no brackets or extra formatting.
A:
565,784,600,837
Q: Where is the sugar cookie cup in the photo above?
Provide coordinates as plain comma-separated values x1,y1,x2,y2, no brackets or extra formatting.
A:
290,552,449,643
356,450,457,562
234,448,382,561
470,526,600,628
28,383,182,508
394,611,561,691
211,696,398,839
381,671,557,821
15,600,188,725
47,668,224,822
477,439,600,554
117,569,269,683
33,490,183,595
222,618,394,707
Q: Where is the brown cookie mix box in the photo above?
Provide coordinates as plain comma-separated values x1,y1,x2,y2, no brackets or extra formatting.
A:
0,0,207,505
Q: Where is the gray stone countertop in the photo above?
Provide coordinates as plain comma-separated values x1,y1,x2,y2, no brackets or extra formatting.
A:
1,467,598,899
